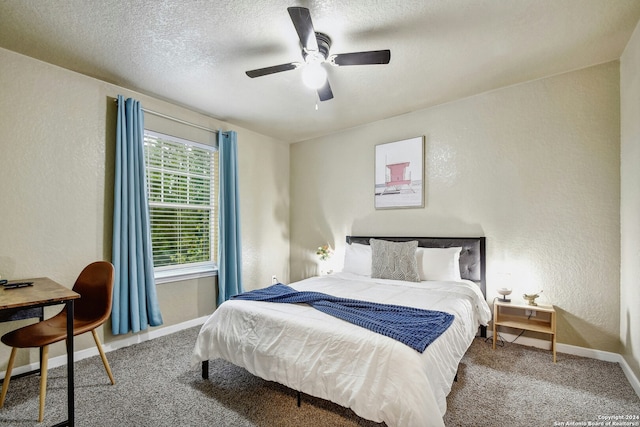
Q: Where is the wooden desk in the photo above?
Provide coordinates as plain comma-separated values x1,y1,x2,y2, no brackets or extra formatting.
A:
0,306,43,323
0,278,80,427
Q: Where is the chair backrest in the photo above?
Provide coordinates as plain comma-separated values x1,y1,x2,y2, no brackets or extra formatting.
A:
71,261,114,324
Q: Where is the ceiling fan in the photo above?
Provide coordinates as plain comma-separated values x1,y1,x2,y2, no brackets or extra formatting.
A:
245,7,391,102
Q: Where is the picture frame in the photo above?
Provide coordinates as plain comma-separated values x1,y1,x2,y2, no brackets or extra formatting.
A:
374,136,425,209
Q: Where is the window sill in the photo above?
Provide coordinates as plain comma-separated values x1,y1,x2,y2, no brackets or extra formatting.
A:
155,265,218,284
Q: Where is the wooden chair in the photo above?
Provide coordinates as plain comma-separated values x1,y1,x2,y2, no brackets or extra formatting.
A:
0,261,116,422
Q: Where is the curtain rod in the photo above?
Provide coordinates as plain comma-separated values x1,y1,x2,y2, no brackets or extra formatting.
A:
143,108,221,134
115,98,221,134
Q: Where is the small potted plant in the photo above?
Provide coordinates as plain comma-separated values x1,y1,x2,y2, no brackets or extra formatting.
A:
315,244,333,275
316,244,332,261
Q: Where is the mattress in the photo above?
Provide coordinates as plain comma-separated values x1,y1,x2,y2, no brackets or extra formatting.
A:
192,272,491,427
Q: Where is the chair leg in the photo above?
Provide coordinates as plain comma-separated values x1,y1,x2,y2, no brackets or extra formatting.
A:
91,329,115,385
0,347,17,408
38,345,49,423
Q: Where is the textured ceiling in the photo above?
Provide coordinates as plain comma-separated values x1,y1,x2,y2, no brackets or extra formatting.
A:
1,0,639,143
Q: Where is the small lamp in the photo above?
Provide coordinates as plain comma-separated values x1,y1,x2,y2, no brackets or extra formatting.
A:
497,288,512,302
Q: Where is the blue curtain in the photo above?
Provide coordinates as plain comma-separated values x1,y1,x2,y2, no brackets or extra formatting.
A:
112,95,163,335
218,130,243,304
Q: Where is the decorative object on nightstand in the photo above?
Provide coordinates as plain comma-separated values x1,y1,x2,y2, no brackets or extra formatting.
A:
316,244,332,261
316,244,333,275
523,290,542,306
497,288,512,302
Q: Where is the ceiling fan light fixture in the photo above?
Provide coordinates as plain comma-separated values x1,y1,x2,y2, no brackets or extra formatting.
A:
302,61,327,89
244,7,389,103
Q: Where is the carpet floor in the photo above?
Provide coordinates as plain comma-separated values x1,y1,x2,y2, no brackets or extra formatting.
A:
0,327,638,426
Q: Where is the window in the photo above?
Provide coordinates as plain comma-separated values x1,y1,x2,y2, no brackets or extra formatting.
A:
143,130,218,281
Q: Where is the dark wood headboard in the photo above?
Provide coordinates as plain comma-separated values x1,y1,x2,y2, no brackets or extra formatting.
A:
346,236,486,299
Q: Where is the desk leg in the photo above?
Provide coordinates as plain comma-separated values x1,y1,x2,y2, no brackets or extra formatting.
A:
51,300,74,427
64,300,74,427
39,311,44,375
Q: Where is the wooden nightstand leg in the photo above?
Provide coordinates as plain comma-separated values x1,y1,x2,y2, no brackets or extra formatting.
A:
492,324,497,349
551,310,557,363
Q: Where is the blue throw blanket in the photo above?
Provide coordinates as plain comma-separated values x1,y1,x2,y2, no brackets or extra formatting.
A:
232,284,454,353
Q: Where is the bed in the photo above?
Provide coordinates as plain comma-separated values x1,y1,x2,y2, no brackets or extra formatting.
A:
192,236,491,427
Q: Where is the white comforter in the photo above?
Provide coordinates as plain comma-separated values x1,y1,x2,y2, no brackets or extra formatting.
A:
192,273,491,427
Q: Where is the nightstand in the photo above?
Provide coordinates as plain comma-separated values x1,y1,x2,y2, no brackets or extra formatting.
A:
492,299,557,362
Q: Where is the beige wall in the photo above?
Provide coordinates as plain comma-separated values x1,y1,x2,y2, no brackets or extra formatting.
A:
621,20,640,380
0,47,290,367
0,38,630,371
291,62,621,352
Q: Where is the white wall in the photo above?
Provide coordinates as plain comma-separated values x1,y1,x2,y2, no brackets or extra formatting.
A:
0,47,290,367
620,20,640,381
290,62,621,352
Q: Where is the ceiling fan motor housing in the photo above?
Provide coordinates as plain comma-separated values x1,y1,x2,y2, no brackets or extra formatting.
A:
245,7,390,102
303,32,331,60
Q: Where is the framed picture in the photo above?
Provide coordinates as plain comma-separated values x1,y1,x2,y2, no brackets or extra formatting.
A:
374,136,425,209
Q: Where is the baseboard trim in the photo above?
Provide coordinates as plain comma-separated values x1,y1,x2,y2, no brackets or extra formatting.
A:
620,356,640,399
494,331,640,398
0,315,209,380
5,317,639,400
557,342,640,399
101,315,209,354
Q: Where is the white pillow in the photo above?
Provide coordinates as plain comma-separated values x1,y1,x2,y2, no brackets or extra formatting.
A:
343,243,372,276
416,247,462,281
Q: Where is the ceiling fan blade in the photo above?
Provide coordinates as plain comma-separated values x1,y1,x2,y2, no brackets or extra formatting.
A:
331,50,391,66
287,7,318,52
317,79,333,102
246,63,299,78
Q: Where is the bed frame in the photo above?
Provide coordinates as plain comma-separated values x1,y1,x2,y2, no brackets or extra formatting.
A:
346,235,487,337
202,235,487,380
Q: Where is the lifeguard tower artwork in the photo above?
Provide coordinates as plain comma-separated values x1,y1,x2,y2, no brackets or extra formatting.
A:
374,136,424,209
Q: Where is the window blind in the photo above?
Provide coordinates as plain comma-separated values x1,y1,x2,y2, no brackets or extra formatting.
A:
143,130,218,269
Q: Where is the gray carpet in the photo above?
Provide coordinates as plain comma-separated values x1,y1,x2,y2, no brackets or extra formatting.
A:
0,327,638,426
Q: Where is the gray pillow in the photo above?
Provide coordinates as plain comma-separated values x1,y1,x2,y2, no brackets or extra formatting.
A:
370,239,420,282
